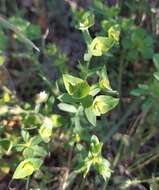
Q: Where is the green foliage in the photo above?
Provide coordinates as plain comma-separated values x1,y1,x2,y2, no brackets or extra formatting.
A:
9,16,41,40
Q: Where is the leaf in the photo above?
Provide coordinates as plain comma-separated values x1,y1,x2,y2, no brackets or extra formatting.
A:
90,135,103,156
93,95,119,116
23,147,34,158
153,54,159,71
32,146,47,158
13,158,43,179
154,72,159,81
0,15,40,52
23,146,47,159
58,93,77,104
21,130,30,142
30,135,42,146
0,56,5,66
63,74,90,99
81,95,93,108
85,106,96,126
58,103,77,113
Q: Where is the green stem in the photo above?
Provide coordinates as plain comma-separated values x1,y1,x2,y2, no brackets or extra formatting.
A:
118,57,124,101
82,29,92,70
82,29,92,47
113,141,123,168
26,176,30,190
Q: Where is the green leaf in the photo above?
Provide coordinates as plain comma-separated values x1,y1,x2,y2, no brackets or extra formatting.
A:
58,103,77,113
93,95,119,116
32,146,47,158
63,74,90,99
13,158,43,179
0,15,39,52
58,93,77,104
21,130,30,142
30,135,42,146
23,146,47,159
26,24,41,40
154,72,159,81
0,55,5,65
81,95,93,108
85,106,96,126
90,135,103,156
153,54,159,71
23,147,34,159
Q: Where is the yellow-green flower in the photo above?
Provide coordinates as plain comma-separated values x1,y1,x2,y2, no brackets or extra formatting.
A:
63,74,90,99
51,114,65,128
99,79,111,90
77,11,95,30
108,25,120,43
93,95,119,116
90,37,113,56
39,117,53,143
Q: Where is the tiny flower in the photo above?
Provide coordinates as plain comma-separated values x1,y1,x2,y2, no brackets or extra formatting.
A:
75,11,95,30
51,114,65,128
35,91,48,104
39,117,53,143
63,74,90,99
108,25,120,43
93,95,119,116
99,79,111,90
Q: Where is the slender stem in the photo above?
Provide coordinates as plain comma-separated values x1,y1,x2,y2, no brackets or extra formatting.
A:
79,177,86,190
112,141,123,168
82,29,92,47
26,176,30,190
82,29,92,70
118,56,124,101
